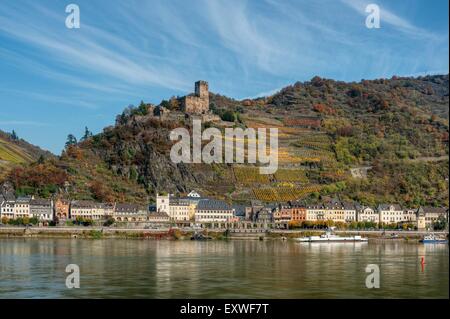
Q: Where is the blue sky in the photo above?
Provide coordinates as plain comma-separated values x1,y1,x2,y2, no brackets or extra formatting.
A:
0,0,448,154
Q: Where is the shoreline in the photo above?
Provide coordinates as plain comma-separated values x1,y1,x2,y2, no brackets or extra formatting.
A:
0,226,447,241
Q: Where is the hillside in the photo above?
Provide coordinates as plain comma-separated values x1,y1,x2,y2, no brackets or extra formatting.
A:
1,74,448,207
0,130,53,179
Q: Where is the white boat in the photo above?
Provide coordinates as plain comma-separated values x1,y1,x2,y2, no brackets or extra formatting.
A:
419,234,448,244
296,231,368,243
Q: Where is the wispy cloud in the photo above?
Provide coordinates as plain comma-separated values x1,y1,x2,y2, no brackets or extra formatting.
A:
0,0,447,153
341,0,441,39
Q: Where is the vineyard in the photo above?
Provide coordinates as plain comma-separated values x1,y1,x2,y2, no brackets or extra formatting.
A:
283,117,322,128
294,133,333,151
233,166,271,184
274,169,309,183
252,185,322,202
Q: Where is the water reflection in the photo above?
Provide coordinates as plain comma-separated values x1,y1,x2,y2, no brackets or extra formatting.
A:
0,239,448,298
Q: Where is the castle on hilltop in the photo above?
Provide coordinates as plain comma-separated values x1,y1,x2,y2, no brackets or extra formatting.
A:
181,80,209,114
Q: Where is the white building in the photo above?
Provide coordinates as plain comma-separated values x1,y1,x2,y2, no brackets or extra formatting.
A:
356,205,379,223
29,198,53,221
0,195,15,220
195,199,234,222
403,209,418,223
14,196,32,218
156,194,170,213
168,198,194,221
378,204,403,224
342,202,357,222
305,204,324,221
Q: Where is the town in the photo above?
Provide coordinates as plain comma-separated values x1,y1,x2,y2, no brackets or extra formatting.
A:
0,189,448,231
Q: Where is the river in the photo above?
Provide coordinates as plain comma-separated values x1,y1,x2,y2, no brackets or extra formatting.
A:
0,239,448,298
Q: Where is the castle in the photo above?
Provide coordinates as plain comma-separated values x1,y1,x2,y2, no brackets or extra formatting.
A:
181,80,209,114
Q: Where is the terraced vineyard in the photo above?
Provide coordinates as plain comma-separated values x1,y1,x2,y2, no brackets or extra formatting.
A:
274,169,308,183
253,185,322,202
0,137,34,164
294,133,333,151
233,166,271,184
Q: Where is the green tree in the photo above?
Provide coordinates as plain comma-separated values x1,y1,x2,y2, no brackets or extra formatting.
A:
432,215,448,231
11,130,18,140
65,134,78,148
221,110,236,122
138,100,149,115
81,127,93,141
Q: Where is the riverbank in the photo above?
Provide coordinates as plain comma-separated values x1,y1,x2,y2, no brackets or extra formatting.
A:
0,226,447,241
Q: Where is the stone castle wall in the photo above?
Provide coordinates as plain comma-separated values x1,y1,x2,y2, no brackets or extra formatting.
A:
181,81,209,114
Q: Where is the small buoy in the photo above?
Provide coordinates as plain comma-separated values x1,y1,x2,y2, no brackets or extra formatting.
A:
420,256,425,272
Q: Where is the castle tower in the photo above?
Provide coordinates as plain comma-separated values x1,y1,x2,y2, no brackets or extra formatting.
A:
181,81,209,114
195,80,209,99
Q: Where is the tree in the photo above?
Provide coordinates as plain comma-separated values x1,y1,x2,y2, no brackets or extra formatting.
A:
103,218,115,227
37,155,45,164
137,100,149,115
81,127,93,141
65,134,78,148
432,215,448,231
221,110,236,122
11,130,18,140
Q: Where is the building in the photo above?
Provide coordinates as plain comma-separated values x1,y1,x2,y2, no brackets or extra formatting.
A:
0,195,14,220
70,200,97,220
147,211,170,223
187,190,201,198
273,203,292,224
54,198,70,220
322,199,346,223
168,198,194,221
98,203,115,219
254,207,274,223
342,201,357,222
356,205,379,223
305,204,324,221
418,207,448,229
29,198,53,221
403,208,418,223
14,196,31,218
180,81,209,114
156,193,170,213
290,201,307,222
195,199,234,222
378,204,403,224
114,203,147,222
157,191,204,221
232,204,246,221
246,200,264,221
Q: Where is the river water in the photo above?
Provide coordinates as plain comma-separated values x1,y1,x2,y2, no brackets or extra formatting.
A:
0,239,448,298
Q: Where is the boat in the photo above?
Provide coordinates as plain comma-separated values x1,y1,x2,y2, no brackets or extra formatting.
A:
190,232,212,241
296,231,368,243
419,234,448,244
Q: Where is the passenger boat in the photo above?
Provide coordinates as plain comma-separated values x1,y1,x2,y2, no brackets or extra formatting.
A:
419,234,448,244
296,231,368,242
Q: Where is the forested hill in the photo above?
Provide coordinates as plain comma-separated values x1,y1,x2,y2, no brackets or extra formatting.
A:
2,74,449,207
